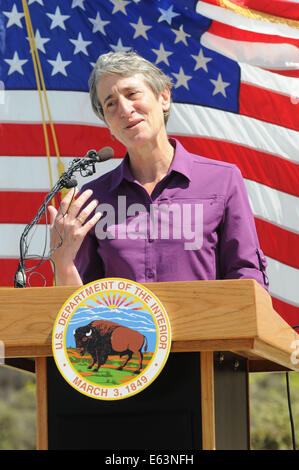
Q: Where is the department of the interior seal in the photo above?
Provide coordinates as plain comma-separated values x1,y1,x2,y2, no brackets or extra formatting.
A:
52,278,171,400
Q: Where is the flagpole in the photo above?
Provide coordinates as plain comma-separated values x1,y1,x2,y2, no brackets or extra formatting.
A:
22,0,67,204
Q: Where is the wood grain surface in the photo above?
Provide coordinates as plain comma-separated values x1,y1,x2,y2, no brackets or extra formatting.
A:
0,280,298,371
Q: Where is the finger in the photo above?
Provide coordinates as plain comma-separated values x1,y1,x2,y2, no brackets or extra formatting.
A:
67,189,95,219
48,205,58,227
80,210,102,235
57,187,79,217
74,197,99,225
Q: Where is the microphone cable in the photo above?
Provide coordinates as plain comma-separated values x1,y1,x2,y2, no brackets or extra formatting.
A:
14,147,113,288
286,325,299,451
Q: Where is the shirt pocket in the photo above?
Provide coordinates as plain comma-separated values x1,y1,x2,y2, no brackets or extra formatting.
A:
158,196,224,251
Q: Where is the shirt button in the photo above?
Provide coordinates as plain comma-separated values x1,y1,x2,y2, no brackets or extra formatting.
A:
146,269,154,279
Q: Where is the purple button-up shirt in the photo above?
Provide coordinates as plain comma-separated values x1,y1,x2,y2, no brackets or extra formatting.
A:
75,139,268,290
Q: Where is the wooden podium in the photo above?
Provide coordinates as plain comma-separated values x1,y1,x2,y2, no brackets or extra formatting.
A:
1,279,298,450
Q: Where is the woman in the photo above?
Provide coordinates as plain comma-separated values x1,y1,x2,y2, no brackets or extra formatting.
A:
49,51,268,290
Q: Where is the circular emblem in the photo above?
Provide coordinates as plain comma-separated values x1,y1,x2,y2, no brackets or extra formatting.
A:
52,278,171,400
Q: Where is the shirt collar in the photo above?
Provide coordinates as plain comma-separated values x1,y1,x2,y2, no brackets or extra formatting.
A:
110,138,193,191
167,138,193,181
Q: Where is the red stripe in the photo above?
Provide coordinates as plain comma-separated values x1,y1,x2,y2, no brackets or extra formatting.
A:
201,0,227,6
0,123,126,158
209,19,299,47
271,296,299,328
227,0,299,21
254,218,299,269
1,124,298,197
263,68,299,78
239,82,299,131
172,135,299,197
0,258,53,287
2,84,298,160
0,191,49,223
202,0,299,20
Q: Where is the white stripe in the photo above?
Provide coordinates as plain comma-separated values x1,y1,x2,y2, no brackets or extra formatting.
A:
0,156,298,233
201,32,299,69
1,90,100,125
3,82,298,119
168,103,299,164
3,67,296,128
240,63,299,96
0,156,121,191
0,224,50,258
244,179,299,234
266,256,299,306
2,92,298,164
196,1,299,39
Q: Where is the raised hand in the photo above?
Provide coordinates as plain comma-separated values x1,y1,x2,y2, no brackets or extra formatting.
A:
48,188,101,285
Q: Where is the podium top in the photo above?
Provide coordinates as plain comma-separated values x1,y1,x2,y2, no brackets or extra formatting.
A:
0,279,298,372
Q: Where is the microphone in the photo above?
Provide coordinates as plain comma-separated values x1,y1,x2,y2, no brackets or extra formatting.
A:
63,176,78,188
86,146,114,162
13,146,114,287
63,147,114,183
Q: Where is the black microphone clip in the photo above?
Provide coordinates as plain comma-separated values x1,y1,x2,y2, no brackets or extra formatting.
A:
60,174,78,188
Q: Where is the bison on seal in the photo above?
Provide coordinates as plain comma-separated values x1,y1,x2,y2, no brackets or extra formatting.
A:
74,320,148,374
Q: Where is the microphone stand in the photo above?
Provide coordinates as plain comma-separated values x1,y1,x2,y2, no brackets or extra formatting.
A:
14,150,101,288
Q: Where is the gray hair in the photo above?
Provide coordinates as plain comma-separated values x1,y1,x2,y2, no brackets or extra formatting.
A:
89,51,173,123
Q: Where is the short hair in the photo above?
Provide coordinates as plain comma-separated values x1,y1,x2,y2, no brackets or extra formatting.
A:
89,51,173,124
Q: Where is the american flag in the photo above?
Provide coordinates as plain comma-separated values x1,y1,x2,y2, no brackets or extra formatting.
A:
0,0,298,326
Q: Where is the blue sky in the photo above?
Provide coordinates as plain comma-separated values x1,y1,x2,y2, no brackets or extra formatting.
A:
65,303,158,352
